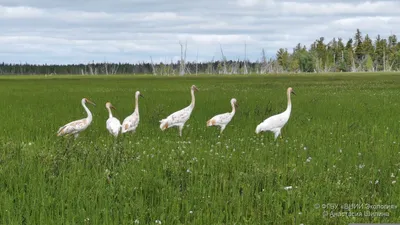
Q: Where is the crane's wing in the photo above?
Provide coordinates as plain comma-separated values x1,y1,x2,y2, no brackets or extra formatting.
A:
208,112,232,125
165,106,193,124
260,113,288,131
57,119,88,136
216,112,233,123
122,114,139,132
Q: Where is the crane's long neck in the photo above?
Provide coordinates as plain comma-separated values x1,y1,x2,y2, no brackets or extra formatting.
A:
134,95,139,115
107,106,113,118
231,102,236,114
83,101,93,122
190,89,195,108
285,91,292,113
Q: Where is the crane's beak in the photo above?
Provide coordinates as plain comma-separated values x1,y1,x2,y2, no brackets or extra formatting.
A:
291,91,296,96
111,105,116,110
87,99,96,106
235,103,239,108
193,86,199,91
139,94,144,98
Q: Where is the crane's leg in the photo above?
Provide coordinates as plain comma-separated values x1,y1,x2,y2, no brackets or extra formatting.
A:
220,125,226,134
274,129,281,141
179,126,183,137
74,133,79,139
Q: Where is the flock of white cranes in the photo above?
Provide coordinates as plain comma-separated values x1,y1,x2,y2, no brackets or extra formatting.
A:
56,85,296,140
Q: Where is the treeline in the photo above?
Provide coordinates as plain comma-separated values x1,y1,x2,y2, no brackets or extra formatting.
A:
277,29,400,73
1,29,399,75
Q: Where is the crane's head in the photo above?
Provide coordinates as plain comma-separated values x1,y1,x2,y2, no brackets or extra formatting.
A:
136,91,144,98
231,98,238,107
191,85,199,92
83,98,96,106
288,87,296,95
105,102,116,110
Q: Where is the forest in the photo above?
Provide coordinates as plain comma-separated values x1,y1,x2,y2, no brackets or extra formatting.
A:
1,29,399,75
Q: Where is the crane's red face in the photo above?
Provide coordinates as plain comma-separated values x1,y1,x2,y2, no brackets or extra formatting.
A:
85,98,96,106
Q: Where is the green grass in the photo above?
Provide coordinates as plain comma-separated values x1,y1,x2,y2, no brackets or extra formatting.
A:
1,73,400,224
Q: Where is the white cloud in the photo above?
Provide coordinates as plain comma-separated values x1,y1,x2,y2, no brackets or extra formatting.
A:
237,0,260,7
280,1,400,16
0,0,399,64
0,5,44,18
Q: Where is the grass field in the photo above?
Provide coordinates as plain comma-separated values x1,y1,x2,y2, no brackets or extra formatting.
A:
1,73,400,224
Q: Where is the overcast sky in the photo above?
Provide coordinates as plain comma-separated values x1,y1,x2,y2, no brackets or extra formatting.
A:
0,0,399,64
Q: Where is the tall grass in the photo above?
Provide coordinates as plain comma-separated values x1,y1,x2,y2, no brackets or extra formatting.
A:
0,73,399,224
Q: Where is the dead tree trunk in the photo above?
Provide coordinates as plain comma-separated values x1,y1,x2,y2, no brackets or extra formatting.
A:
179,41,187,76
196,48,199,76
88,61,94,75
150,56,157,75
104,61,108,75
220,44,228,74
260,48,268,74
243,41,248,74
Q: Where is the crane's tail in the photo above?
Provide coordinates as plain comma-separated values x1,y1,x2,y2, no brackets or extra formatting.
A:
159,119,169,130
255,124,261,134
121,123,128,133
57,125,66,136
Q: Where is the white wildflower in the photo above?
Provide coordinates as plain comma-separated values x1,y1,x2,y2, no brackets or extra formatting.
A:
284,186,292,190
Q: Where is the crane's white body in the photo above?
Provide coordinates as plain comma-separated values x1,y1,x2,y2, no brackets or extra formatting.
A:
159,85,199,136
57,98,96,139
207,98,237,134
105,102,121,138
122,91,143,134
255,87,295,140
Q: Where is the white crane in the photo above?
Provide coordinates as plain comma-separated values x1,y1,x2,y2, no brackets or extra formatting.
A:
57,98,96,138
105,102,121,138
255,87,296,140
159,85,199,136
121,91,144,134
206,98,238,134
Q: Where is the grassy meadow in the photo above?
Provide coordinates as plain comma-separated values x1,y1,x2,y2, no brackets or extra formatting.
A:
0,73,400,224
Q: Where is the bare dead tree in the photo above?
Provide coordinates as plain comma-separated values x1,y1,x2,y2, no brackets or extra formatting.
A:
230,58,239,74
150,56,157,75
383,49,386,72
185,65,192,75
179,41,187,76
196,48,199,76
387,58,396,72
19,61,23,74
104,61,109,75
207,56,215,74
171,58,175,76
111,63,119,74
243,41,248,74
353,56,367,72
260,48,268,74
220,44,228,74
351,55,356,72
88,61,94,75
